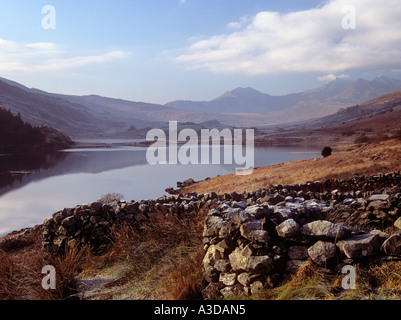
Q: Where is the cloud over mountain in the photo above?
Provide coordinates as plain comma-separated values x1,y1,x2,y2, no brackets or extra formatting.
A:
177,0,401,75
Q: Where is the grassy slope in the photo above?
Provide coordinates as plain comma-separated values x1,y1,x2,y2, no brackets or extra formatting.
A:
181,139,401,195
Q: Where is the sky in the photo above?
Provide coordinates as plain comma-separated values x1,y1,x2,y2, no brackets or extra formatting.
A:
0,0,401,104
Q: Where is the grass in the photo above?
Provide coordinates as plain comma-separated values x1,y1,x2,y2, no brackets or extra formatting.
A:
180,139,401,195
0,228,89,300
76,209,207,300
224,260,401,300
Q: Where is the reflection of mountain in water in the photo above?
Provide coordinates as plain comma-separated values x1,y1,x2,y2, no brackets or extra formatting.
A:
0,148,149,197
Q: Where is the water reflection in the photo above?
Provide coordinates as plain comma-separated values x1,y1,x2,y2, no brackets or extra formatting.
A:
0,144,322,235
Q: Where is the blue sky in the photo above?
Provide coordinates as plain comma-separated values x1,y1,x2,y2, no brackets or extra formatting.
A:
0,0,401,104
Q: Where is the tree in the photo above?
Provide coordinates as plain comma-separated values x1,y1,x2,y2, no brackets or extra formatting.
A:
321,146,332,158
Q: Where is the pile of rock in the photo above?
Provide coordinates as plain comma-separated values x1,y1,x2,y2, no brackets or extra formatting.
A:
201,186,401,299
42,195,203,255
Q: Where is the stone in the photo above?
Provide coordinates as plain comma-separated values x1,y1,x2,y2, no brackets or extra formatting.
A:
220,285,242,298
61,216,76,228
90,201,103,213
242,229,270,244
394,217,401,230
276,219,300,238
337,233,381,258
246,256,273,273
288,246,309,260
203,245,222,269
203,267,219,283
269,193,286,205
244,205,268,219
370,229,389,241
202,282,224,300
250,280,265,295
214,259,231,273
232,201,246,209
237,273,259,287
381,230,401,256
222,207,243,220
215,240,235,256
307,241,337,266
228,246,253,271
367,200,389,211
203,215,227,237
301,220,351,239
274,207,293,221
368,194,390,202
233,210,254,224
219,273,237,286
240,220,270,244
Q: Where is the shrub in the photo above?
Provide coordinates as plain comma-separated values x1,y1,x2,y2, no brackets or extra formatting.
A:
97,193,124,204
321,146,332,158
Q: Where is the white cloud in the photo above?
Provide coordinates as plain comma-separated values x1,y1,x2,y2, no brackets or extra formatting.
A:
0,39,131,74
318,73,350,82
177,0,401,75
227,15,250,29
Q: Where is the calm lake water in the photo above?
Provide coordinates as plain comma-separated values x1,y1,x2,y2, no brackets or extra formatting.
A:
0,141,321,235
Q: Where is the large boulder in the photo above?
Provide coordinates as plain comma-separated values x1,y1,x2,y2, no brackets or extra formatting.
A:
240,220,270,244
203,245,222,269
228,245,273,273
276,219,300,238
229,245,254,271
307,241,337,266
367,194,390,202
301,220,351,240
203,215,227,238
337,233,382,258
247,256,273,273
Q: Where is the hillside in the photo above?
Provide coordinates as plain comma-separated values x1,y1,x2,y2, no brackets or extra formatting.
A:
0,108,73,154
253,91,401,146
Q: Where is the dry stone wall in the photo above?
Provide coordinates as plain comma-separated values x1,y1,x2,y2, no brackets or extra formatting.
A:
201,172,401,299
40,171,401,299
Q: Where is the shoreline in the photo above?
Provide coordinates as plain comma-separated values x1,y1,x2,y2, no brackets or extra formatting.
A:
1,138,398,240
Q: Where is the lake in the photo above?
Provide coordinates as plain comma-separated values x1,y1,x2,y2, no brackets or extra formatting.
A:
0,141,321,236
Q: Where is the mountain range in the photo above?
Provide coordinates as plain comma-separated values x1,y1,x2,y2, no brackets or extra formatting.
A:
0,76,401,138
166,76,401,123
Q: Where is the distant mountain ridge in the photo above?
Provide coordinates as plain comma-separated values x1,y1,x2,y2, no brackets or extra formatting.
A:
0,76,401,139
166,76,401,123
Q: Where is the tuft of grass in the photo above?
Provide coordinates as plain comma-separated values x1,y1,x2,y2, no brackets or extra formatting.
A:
78,209,207,300
0,228,90,300
271,262,335,300
163,246,205,300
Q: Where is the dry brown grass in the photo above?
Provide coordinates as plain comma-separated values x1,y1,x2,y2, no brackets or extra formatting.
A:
77,209,207,300
181,139,401,195
0,228,90,300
